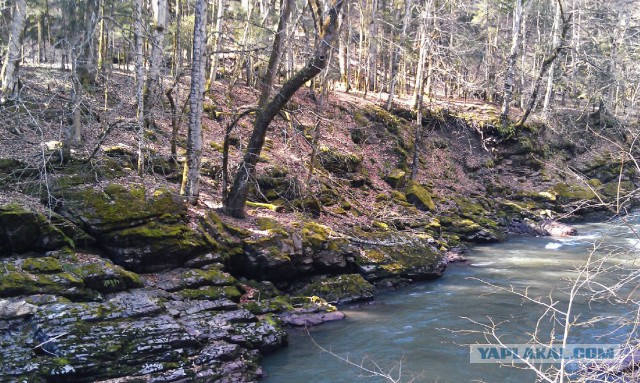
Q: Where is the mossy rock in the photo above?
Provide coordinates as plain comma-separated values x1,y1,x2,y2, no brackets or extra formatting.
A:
0,158,37,188
363,106,404,134
0,158,27,173
601,181,635,198
292,198,321,217
102,221,210,272
384,169,406,189
244,295,295,315
453,196,487,217
155,268,237,292
50,212,95,248
0,259,97,300
103,144,136,159
316,147,362,175
177,285,242,302
551,183,597,201
350,127,367,144
252,167,301,201
68,257,143,293
59,184,187,233
438,215,503,243
296,274,375,304
300,222,331,250
57,185,210,272
0,204,73,255
21,257,63,273
405,182,435,211
352,232,445,281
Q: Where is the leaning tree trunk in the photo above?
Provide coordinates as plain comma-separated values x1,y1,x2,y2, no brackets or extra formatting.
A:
1,0,27,103
143,0,168,130
180,0,207,204
257,0,292,108
224,0,345,218
499,0,523,124
516,0,569,128
542,0,564,117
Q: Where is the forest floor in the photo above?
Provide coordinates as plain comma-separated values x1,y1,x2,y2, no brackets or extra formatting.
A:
2,64,611,227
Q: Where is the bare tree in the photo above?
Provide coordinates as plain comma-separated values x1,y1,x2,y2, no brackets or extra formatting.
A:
542,0,564,117
1,0,27,103
78,0,99,84
224,0,346,218
500,0,524,124
135,0,145,175
386,0,412,110
143,0,169,130
206,0,226,92
180,0,207,204
516,0,570,128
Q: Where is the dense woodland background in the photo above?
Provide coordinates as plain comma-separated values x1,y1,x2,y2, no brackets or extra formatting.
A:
1,0,639,214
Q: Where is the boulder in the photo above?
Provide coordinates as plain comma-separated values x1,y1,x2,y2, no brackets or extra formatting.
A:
0,299,38,319
405,181,435,211
317,147,363,175
384,168,407,189
539,220,577,237
57,184,210,272
352,231,446,282
281,310,346,327
0,204,72,255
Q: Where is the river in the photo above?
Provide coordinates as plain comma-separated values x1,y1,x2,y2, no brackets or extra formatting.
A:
262,217,640,382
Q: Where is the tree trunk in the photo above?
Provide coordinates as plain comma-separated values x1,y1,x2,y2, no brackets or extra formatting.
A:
542,0,563,116
79,0,99,84
224,0,345,218
173,0,182,76
229,2,254,92
258,0,292,108
500,0,523,123
180,0,207,204
516,0,569,128
1,0,27,103
338,3,350,90
386,0,411,110
411,93,423,181
37,13,45,64
97,0,107,75
135,0,145,175
412,2,430,109
206,0,226,91
143,0,168,130
366,0,378,92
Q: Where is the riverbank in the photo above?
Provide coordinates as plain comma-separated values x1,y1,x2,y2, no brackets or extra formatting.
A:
263,221,640,383
1,68,637,382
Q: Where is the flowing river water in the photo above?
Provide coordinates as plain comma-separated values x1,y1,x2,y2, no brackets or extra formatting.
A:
262,217,640,382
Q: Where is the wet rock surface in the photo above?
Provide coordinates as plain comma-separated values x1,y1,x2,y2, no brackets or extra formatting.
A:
0,265,288,383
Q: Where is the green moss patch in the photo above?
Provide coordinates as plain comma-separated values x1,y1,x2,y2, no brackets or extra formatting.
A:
405,182,435,211
177,285,242,302
384,169,406,189
296,274,375,304
316,147,363,175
